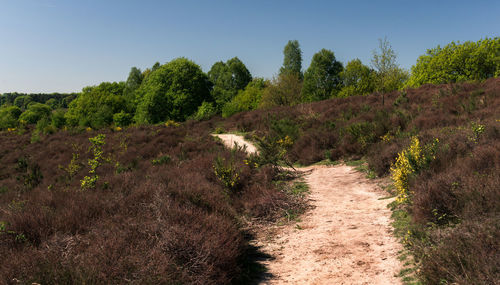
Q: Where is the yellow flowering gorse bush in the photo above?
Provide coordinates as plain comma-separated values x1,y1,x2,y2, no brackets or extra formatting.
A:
391,136,439,203
391,137,423,203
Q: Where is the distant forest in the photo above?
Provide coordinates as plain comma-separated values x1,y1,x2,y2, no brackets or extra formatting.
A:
1,37,499,132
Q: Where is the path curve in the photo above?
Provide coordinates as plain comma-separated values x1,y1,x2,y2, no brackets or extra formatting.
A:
214,134,402,284
213,134,258,154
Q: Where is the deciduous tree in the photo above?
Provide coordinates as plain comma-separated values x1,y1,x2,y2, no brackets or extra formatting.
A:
407,37,500,87
134,58,212,123
302,49,343,102
208,57,252,110
338,59,376,97
260,74,302,108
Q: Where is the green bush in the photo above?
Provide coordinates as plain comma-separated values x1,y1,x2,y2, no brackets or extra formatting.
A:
134,58,212,123
81,134,106,190
113,111,133,127
269,118,300,142
35,116,56,134
408,37,500,87
193,101,217,121
13,95,32,110
0,105,22,129
65,82,126,128
213,155,241,195
19,103,51,124
152,155,171,165
222,78,266,118
345,122,376,149
51,109,66,129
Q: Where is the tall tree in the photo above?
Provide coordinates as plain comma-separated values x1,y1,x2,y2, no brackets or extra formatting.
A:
123,67,144,110
134,58,212,123
208,57,252,110
338,59,376,97
280,40,303,78
301,49,343,102
371,37,408,98
260,73,302,108
65,82,127,128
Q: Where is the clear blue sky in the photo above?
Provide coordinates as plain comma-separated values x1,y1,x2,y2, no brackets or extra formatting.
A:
1,0,499,93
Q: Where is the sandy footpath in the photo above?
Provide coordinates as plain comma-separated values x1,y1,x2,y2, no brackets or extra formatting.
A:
212,133,258,154
214,134,402,285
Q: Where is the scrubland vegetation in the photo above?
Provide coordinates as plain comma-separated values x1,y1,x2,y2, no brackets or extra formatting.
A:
218,77,500,284
0,121,303,283
0,37,499,284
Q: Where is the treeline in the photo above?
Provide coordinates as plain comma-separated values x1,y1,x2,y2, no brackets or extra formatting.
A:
0,92,78,108
1,37,499,132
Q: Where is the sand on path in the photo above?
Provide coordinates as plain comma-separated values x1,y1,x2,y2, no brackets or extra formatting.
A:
214,134,402,285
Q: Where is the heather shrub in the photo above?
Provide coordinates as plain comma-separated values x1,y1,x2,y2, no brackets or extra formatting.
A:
0,121,295,284
151,154,171,165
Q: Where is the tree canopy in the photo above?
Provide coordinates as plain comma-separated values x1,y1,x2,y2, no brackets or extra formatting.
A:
65,82,126,128
134,58,212,123
208,57,252,110
260,73,302,108
371,38,408,93
301,49,343,102
123,66,144,110
19,103,52,124
280,40,303,78
407,37,500,87
0,105,22,129
222,78,267,117
338,59,376,97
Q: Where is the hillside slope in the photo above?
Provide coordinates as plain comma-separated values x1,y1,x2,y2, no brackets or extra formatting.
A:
218,77,500,284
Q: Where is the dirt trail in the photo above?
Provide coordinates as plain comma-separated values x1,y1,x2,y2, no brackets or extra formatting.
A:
214,134,403,284
212,134,258,154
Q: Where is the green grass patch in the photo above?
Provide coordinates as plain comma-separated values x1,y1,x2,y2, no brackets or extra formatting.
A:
389,200,423,285
312,159,341,166
0,186,8,194
289,179,309,197
346,159,377,179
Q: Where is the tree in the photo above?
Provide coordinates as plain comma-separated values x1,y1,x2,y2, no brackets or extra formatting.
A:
123,67,144,109
134,58,212,123
65,82,127,128
222,78,267,117
280,40,303,78
301,49,343,102
19,103,52,124
193,101,217,121
260,73,302,108
0,105,22,129
13,95,32,110
371,37,409,95
45,98,59,109
338,59,376,97
208,57,252,110
407,37,500,87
